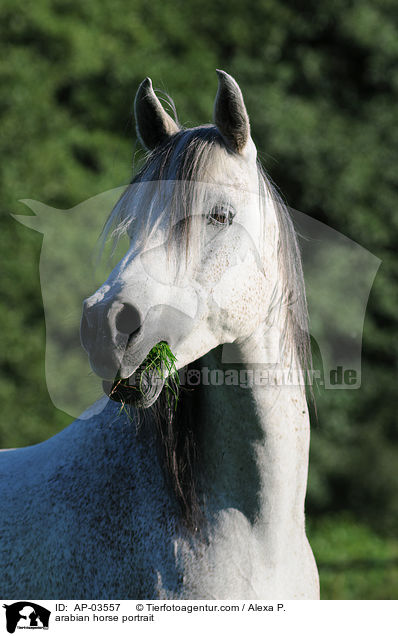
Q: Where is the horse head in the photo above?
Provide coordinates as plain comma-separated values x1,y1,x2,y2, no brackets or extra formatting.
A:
80,71,286,407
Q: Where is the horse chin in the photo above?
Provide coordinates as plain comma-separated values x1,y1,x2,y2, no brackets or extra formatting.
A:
102,367,166,409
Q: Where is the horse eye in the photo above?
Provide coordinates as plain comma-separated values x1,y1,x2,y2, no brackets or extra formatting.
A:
207,205,235,227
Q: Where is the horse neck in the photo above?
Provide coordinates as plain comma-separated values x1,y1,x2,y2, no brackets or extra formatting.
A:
195,322,310,547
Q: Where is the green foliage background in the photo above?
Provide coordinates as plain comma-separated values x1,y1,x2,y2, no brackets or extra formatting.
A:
0,0,397,598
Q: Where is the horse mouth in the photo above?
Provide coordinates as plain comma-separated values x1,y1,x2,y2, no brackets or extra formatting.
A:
102,341,178,409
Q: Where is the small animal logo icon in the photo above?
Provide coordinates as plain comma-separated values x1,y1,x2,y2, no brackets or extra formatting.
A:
3,602,51,633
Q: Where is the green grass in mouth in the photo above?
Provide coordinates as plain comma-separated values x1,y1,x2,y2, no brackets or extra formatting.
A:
112,341,180,409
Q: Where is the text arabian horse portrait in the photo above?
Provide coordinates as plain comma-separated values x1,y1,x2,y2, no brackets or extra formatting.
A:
0,71,319,599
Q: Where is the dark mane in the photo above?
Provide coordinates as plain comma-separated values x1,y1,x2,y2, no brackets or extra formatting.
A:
149,369,203,532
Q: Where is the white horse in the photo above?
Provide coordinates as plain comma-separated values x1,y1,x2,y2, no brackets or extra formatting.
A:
0,71,319,599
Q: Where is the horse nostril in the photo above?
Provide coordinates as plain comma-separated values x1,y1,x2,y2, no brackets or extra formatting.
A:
115,303,142,337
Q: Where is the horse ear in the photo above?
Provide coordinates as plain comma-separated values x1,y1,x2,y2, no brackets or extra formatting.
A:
213,70,251,155
134,77,180,151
